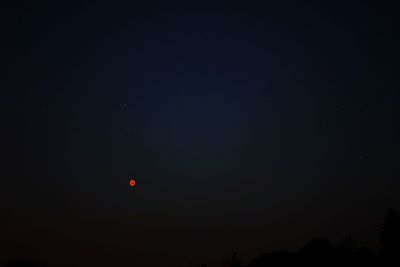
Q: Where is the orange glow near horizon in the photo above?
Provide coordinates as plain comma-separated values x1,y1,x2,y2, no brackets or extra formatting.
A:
129,179,136,187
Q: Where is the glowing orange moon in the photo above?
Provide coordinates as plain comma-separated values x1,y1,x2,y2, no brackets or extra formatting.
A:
129,179,136,187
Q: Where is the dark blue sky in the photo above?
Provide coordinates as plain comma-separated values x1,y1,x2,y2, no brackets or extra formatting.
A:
2,1,400,266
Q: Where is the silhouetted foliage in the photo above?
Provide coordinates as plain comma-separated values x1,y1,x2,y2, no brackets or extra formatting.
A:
222,252,242,267
248,250,294,267
380,209,400,265
336,235,358,254
297,238,334,267
335,235,376,267
244,210,397,267
6,209,400,267
2,259,46,267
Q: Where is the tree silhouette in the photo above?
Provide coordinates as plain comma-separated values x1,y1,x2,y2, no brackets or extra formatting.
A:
380,209,400,265
2,259,46,267
297,238,334,267
334,235,376,267
336,235,357,253
222,252,242,267
5,209,400,267
248,250,294,267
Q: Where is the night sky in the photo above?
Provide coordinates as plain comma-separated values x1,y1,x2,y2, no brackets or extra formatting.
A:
2,1,400,267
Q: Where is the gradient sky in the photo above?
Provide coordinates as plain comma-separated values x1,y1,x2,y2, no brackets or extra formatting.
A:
2,1,400,267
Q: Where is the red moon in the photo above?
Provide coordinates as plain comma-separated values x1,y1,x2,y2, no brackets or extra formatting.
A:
129,179,136,187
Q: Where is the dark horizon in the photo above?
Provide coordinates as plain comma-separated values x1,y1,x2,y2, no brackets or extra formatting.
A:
2,1,400,267
2,208,400,267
